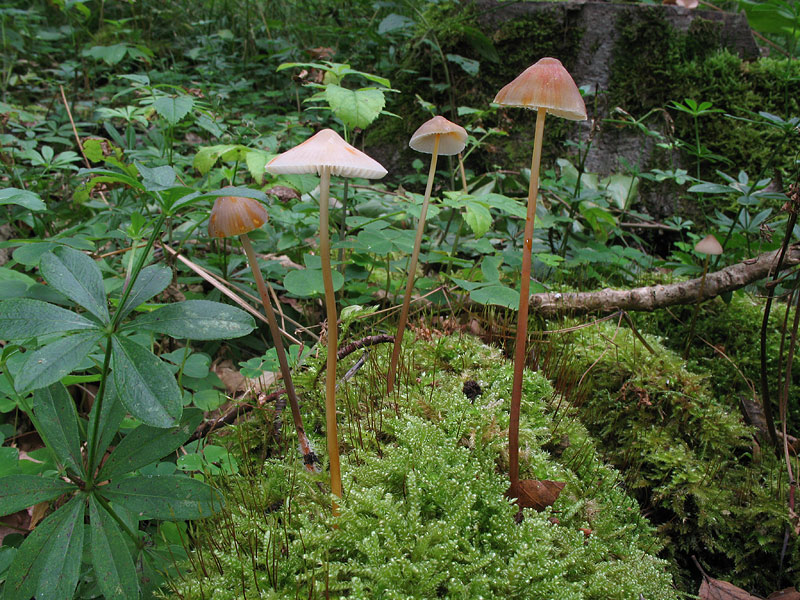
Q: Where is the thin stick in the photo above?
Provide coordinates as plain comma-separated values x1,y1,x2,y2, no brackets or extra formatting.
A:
59,84,107,204
387,134,441,395
509,107,547,496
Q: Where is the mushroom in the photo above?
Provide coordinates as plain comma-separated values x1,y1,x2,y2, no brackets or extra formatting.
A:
683,234,723,358
208,195,318,471
266,129,387,501
494,57,587,500
387,115,467,395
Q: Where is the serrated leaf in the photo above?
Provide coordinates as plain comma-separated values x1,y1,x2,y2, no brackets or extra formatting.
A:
0,475,77,515
0,298,98,339
34,384,83,476
463,201,492,238
153,95,194,125
0,188,46,211
40,246,109,323
117,264,172,320
325,85,385,130
135,162,177,192
111,335,182,428
127,300,255,340
245,150,271,184
90,377,127,474
101,474,223,520
15,331,103,394
88,495,139,600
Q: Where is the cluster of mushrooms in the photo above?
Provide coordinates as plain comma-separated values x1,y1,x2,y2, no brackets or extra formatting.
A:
207,58,592,508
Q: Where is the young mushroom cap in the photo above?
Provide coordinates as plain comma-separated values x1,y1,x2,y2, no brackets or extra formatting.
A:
208,196,269,238
409,115,468,156
266,128,387,179
494,57,587,121
695,234,723,255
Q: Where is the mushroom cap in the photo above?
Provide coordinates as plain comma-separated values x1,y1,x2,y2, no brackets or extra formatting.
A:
208,195,269,238
494,57,587,121
266,128,387,179
694,234,723,256
409,115,468,156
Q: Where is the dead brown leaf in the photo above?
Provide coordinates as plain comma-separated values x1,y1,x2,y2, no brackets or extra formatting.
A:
512,479,566,511
699,577,761,600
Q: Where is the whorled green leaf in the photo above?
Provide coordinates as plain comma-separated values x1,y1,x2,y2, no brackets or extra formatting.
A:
325,85,385,130
34,383,83,476
117,264,172,320
111,334,182,428
0,188,46,211
39,246,109,324
90,377,127,474
88,495,139,600
100,474,224,520
3,495,84,600
15,331,103,394
0,298,98,339
153,95,194,125
126,299,255,340
0,475,77,515
98,408,203,481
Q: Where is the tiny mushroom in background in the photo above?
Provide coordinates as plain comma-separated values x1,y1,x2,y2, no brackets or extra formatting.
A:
208,195,318,472
683,233,723,358
386,115,467,395
494,57,587,501
266,129,387,502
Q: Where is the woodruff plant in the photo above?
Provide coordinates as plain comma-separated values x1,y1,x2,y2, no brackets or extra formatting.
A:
0,166,258,599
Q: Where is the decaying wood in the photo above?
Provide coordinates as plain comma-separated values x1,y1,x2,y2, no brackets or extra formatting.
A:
529,243,800,317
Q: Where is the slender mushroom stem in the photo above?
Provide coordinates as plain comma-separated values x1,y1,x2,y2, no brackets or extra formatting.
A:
239,233,318,471
318,166,343,501
387,134,441,395
683,255,710,360
509,107,547,496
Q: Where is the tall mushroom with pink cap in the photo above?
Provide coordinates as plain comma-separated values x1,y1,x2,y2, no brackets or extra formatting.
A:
266,128,387,501
494,57,586,501
387,115,467,395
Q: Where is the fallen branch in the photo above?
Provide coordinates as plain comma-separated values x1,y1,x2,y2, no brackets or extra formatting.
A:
529,243,800,316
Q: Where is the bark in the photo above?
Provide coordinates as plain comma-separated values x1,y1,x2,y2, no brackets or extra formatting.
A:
529,243,800,317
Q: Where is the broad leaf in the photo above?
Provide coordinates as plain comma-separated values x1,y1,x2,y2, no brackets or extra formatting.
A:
0,298,98,339
153,95,194,125
3,496,84,600
40,246,109,323
0,475,77,515
15,331,103,393
284,268,344,297
463,201,493,238
325,85,385,130
127,299,255,340
101,474,223,520
470,284,519,309
135,162,177,192
88,495,139,600
98,409,203,481
117,264,172,319
0,188,46,211
34,384,83,476
111,334,182,427
446,53,480,76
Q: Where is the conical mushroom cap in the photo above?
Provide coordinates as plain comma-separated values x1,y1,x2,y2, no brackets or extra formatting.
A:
266,128,387,179
409,115,468,156
494,57,587,121
695,234,723,255
208,196,269,238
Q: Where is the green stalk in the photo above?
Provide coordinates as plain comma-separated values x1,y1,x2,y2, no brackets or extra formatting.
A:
387,135,441,395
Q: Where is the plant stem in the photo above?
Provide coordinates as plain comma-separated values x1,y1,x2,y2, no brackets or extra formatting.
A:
509,107,546,496
683,257,709,360
318,166,342,502
387,135,440,395
239,233,317,471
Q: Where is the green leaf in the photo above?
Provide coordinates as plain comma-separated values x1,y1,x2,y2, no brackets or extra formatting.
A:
0,475,77,515
90,377,127,474
101,474,223,520
446,53,480,76
111,334,182,428
135,162,177,192
463,201,493,238
127,300,255,340
0,188,46,211
34,384,84,476
283,268,344,297
688,182,732,194
480,193,526,218
325,85,385,130
192,144,243,174
98,409,203,481
88,496,139,600
15,331,103,393
117,264,172,320
470,284,519,309
40,246,109,323
245,149,271,185
3,496,84,600
0,298,98,339
84,43,128,65
153,95,194,125
355,229,393,255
